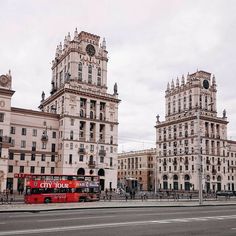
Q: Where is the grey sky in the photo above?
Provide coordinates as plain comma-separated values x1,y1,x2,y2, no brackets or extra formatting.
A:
1,0,236,152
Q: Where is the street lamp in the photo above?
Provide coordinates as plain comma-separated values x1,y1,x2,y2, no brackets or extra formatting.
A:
196,107,203,205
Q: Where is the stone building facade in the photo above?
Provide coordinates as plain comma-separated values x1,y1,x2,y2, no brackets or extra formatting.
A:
117,148,156,191
155,70,236,193
0,30,120,192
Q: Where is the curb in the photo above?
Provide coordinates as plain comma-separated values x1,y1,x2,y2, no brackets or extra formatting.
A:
1,203,236,213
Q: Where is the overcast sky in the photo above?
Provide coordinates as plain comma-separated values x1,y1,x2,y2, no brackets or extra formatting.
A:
1,0,236,152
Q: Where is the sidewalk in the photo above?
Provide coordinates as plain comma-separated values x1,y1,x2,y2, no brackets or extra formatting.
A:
1,198,236,213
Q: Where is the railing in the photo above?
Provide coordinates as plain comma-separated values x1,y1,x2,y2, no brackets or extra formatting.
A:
99,150,106,156
88,161,96,168
41,134,48,141
78,148,86,154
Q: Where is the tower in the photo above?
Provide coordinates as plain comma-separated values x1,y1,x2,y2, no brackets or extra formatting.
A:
156,70,230,193
0,71,14,191
39,31,120,190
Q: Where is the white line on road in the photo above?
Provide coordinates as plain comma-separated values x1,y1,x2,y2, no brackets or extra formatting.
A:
1,214,236,235
37,215,116,222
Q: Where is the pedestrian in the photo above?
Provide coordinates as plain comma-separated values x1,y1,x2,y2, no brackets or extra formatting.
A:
125,193,128,202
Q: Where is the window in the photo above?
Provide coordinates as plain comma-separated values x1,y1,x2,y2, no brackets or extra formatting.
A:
78,72,82,81
110,147,113,153
51,155,55,162
79,155,83,162
41,167,45,174
51,167,55,174
88,74,92,84
78,62,83,71
30,166,35,174
97,67,101,76
97,77,101,86
10,126,15,134
70,143,73,150
69,154,72,164
52,131,56,138
21,140,26,148
9,152,14,160
41,154,46,161
70,131,73,140
88,65,92,74
42,142,46,149
31,154,36,161
21,128,27,135
90,145,94,151
100,156,104,163
20,153,25,161
0,113,4,122
110,157,113,167
32,129,37,137
51,143,56,152
8,165,13,173
19,166,24,173
71,119,74,126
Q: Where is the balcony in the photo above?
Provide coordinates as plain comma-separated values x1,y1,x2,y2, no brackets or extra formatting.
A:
88,161,96,168
78,148,86,154
0,136,13,147
41,134,48,141
99,150,106,156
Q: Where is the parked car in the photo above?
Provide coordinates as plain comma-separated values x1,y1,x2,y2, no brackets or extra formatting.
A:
216,191,236,197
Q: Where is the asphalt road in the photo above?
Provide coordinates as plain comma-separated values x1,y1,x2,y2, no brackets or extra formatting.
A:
0,206,236,236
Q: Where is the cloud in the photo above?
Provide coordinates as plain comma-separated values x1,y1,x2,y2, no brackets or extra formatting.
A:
1,0,236,151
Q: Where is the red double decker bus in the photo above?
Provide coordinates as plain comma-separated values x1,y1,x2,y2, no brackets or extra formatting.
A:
24,174,100,204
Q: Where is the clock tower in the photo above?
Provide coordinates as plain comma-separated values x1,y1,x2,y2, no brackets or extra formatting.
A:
39,30,119,190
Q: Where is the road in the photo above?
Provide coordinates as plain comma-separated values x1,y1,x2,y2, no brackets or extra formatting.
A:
0,206,236,235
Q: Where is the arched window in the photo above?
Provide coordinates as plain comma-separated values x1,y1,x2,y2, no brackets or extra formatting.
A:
78,62,83,71
90,111,94,119
100,113,103,120
98,169,105,176
88,65,92,74
97,77,101,86
77,168,85,175
70,131,73,140
97,67,101,76
80,110,84,117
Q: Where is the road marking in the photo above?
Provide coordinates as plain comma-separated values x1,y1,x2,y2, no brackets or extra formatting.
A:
1,214,236,235
37,215,115,222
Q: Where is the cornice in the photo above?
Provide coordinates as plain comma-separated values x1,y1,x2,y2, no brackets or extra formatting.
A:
11,107,60,119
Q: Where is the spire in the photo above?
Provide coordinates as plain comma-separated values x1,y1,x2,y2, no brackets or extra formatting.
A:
55,45,60,58
181,75,185,85
64,36,68,49
176,77,179,87
67,32,71,42
171,79,174,89
167,82,170,91
74,28,78,39
187,73,190,82
212,74,216,85
102,37,106,49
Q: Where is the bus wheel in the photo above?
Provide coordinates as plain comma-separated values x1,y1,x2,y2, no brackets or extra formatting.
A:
44,198,51,204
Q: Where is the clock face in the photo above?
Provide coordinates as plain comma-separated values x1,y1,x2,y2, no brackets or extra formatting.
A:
86,44,96,57
0,75,9,87
203,79,209,89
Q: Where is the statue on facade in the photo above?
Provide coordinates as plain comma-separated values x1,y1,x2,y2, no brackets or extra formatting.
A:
41,91,45,101
223,109,227,118
156,114,160,123
114,82,118,95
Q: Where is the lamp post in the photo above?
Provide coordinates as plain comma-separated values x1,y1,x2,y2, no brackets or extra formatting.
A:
196,108,203,205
